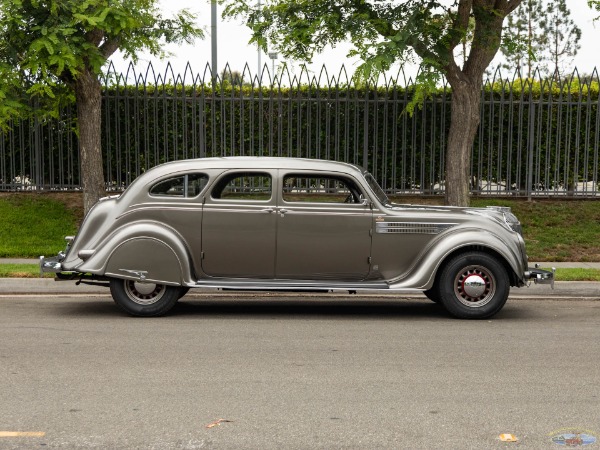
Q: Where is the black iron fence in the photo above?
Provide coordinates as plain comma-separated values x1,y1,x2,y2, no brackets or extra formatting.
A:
1,63,599,197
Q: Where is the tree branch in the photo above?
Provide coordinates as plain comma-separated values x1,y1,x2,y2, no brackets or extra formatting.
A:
85,29,104,47
446,0,473,51
100,37,120,59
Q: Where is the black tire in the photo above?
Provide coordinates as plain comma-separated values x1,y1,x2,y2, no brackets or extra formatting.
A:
178,287,190,299
109,278,180,317
436,252,510,319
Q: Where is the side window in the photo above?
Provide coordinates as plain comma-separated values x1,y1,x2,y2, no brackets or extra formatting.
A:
150,173,208,198
187,173,209,197
211,172,272,201
283,174,362,203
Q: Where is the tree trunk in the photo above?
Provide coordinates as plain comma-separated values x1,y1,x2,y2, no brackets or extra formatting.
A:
75,69,106,214
445,78,482,207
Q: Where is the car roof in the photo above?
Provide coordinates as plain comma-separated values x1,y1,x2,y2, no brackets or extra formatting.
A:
144,156,366,178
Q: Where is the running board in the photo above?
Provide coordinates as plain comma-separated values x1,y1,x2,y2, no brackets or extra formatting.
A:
193,278,392,291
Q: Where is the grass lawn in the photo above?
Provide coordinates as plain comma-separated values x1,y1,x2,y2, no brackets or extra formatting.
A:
472,198,600,262
0,193,79,258
1,263,598,281
0,264,600,281
390,196,600,262
0,192,598,262
0,264,54,278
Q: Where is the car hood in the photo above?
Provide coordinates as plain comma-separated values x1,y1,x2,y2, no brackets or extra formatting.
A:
388,203,521,232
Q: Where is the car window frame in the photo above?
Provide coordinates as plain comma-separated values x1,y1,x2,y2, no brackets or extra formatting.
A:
148,172,209,199
209,170,275,203
280,171,366,206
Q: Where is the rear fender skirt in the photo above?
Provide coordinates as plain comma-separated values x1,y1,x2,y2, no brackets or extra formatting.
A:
75,222,195,285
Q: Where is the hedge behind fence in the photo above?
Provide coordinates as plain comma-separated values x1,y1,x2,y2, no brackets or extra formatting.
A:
1,64,599,195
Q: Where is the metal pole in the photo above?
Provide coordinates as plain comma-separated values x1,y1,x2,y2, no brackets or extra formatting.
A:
268,52,278,84
211,0,217,83
257,0,261,82
527,102,535,201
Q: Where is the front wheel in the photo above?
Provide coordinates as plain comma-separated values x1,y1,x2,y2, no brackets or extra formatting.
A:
110,278,180,317
435,252,510,319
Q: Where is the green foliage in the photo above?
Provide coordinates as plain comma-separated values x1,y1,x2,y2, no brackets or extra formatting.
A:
222,0,531,206
2,76,598,194
590,0,600,19
499,0,581,78
0,0,203,127
500,0,547,78
542,0,581,77
221,0,515,109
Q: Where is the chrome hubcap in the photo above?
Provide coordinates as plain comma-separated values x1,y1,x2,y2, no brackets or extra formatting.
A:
124,281,166,306
454,266,496,308
462,274,487,298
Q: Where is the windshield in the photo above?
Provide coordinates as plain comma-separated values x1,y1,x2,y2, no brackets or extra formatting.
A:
364,173,391,206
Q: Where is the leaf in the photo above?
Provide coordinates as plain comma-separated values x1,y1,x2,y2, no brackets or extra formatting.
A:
205,419,233,429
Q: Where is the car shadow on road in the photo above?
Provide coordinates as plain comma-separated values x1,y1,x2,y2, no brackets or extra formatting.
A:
173,297,452,320
54,295,530,321
54,296,448,320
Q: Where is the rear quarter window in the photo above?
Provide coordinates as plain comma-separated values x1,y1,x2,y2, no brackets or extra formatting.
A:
149,173,208,198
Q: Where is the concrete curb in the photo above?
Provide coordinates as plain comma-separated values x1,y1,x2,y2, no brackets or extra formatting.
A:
0,278,597,299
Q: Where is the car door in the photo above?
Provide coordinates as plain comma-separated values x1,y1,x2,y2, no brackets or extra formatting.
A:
201,170,277,278
275,171,372,281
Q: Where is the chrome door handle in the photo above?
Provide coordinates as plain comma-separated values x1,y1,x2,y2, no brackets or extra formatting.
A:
261,208,275,213
279,208,289,215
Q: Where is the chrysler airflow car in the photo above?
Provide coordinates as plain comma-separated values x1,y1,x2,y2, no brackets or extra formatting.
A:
41,157,554,318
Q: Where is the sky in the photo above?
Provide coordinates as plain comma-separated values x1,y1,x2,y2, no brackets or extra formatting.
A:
109,0,599,84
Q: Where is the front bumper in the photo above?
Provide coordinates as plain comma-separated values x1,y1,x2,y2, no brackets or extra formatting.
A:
524,265,556,289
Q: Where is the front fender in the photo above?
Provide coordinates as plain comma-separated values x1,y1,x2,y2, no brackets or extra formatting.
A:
72,222,195,285
388,228,526,290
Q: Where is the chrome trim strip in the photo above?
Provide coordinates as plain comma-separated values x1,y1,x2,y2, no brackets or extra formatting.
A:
119,269,149,281
376,222,456,234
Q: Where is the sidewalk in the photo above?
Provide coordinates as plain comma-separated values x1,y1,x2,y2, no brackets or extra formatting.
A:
0,259,598,298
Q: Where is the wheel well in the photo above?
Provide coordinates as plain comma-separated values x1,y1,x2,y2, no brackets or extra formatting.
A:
434,246,520,287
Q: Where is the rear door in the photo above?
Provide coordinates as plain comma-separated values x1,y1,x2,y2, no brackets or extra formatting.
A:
201,170,277,278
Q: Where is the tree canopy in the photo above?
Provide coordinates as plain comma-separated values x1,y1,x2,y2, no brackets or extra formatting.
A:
590,0,600,18
499,0,581,79
223,0,523,206
0,0,202,211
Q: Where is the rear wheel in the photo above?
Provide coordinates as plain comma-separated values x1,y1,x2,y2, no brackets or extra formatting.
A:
436,252,510,319
110,278,180,317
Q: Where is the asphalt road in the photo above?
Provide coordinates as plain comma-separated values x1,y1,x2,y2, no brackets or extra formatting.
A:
1,294,599,449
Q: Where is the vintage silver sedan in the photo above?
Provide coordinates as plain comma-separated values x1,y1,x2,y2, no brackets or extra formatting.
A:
41,157,553,318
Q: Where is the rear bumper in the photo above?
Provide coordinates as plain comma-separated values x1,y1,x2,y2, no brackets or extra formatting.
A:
524,265,555,289
40,236,75,277
39,255,64,275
